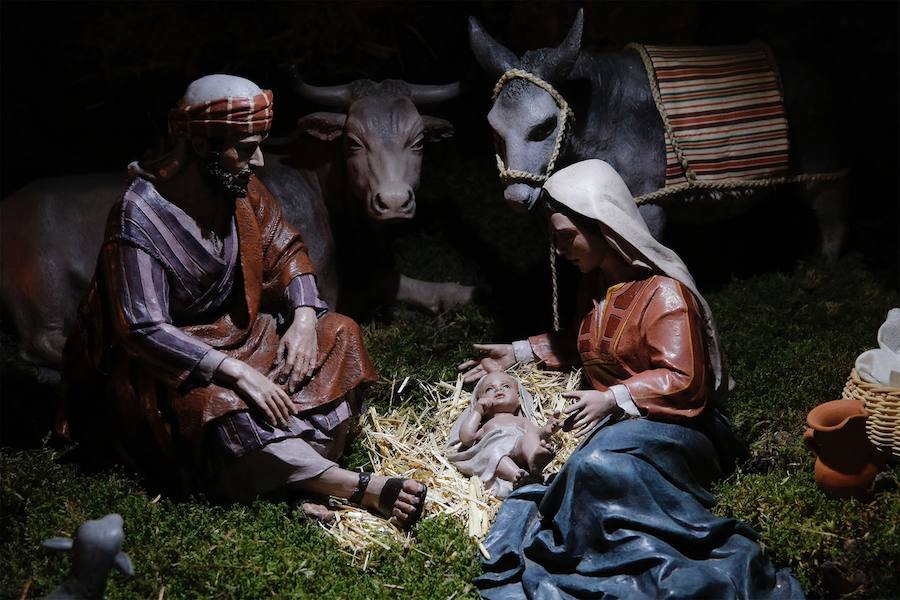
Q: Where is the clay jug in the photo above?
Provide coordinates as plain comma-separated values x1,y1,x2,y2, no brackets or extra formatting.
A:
804,399,884,500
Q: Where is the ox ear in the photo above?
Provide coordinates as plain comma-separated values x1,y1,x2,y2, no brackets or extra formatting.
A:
297,112,347,142
468,16,518,78
542,8,583,80
42,537,74,552
422,116,455,143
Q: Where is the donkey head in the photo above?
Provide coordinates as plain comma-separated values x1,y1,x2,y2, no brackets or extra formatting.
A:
469,9,584,210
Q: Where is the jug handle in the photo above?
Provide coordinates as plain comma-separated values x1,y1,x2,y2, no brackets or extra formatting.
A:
803,428,818,454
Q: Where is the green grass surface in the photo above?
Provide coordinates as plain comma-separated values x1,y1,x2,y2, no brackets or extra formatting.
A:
3,258,897,599
1,149,898,597
1,449,480,599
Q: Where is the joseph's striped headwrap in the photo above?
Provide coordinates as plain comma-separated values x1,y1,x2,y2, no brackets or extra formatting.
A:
168,89,274,139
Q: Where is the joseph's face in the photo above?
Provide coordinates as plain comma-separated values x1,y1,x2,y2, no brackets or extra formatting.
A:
199,133,266,199
220,134,266,174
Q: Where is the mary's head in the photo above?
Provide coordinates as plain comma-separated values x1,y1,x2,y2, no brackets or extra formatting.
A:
548,208,634,280
543,160,658,283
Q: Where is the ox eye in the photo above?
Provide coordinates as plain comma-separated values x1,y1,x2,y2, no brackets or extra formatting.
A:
410,135,425,151
528,116,558,142
346,136,364,152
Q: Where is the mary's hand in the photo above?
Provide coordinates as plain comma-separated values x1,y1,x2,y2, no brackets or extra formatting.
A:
558,390,616,436
457,343,515,384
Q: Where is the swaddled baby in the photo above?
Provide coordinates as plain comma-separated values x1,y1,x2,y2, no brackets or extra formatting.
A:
446,372,559,497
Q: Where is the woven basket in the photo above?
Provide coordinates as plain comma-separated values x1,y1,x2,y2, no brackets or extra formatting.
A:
842,369,900,459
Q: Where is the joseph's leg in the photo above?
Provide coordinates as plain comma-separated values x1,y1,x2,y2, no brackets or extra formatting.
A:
306,419,350,463
216,436,425,527
290,465,425,527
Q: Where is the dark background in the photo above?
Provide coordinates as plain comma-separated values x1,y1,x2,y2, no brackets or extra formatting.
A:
1,1,898,282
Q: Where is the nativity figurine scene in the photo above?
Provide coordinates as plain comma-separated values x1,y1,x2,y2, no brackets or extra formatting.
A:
1,3,897,599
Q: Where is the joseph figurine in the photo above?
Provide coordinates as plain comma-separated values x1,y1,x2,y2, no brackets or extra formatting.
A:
63,74,426,528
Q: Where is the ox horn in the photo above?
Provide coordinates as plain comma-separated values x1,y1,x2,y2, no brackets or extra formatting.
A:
407,82,461,105
288,65,353,108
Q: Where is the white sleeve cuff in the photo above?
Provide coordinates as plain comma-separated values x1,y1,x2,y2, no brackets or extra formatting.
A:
191,349,228,386
610,384,642,417
512,339,536,364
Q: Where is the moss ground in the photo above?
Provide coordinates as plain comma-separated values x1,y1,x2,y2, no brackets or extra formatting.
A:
2,150,898,598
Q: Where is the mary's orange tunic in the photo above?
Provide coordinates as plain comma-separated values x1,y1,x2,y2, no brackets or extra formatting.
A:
528,273,712,422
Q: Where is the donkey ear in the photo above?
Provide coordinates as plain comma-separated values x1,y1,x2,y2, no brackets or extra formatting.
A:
113,551,134,576
541,8,584,80
42,537,74,552
468,16,518,78
296,113,347,141
421,116,455,143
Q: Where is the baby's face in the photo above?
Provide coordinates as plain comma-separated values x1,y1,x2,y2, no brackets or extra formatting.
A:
477,372,521,415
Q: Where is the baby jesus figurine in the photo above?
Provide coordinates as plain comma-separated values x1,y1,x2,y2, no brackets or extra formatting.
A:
446,372,559,497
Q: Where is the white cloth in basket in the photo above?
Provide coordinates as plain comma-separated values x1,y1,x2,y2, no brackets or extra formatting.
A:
855,308,900,386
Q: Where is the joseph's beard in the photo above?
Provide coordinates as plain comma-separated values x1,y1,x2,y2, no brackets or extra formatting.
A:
201,153,253,199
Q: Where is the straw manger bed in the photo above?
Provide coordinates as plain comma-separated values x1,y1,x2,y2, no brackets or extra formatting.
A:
319,363,584,562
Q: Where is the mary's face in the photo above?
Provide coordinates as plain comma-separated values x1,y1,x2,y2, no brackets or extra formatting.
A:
549,212,608,273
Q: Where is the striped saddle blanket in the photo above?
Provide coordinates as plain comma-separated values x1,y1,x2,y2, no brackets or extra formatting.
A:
629,42,790,188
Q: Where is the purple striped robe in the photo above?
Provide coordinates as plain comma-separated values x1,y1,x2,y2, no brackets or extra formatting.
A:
102,177,342,457
102,178,327,389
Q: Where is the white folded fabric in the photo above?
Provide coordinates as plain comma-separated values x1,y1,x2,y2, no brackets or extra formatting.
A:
855,308,900,386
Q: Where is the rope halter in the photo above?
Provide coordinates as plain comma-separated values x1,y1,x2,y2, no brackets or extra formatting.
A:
491,69,575,186
492,68,575,331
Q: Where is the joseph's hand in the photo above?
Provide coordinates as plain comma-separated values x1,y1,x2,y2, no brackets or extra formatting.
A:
275,307,319,394
216,358,296,427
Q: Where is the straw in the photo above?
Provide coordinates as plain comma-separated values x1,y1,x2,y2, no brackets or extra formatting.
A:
320,363,583,560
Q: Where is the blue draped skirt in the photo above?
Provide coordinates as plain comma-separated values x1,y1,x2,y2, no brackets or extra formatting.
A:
475,416,804,600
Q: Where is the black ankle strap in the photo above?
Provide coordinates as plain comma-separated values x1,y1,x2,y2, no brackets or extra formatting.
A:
348,471,371,505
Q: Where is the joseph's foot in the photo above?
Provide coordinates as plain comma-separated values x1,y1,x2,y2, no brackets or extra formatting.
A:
362,476,427,529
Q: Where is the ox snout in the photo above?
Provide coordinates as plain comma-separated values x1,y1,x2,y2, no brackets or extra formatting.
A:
503,183,541,212
370,186,416,221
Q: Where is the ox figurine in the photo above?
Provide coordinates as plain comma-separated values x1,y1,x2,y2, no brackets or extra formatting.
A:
0,75,467,383
468,9,847,258
262,68,474,317
41,513,133,600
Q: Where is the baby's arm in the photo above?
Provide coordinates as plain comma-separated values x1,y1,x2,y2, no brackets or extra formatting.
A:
458,403,489,446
